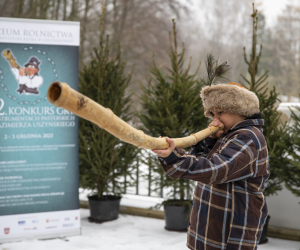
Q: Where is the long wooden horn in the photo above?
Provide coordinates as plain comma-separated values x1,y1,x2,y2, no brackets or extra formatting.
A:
47,81,223,150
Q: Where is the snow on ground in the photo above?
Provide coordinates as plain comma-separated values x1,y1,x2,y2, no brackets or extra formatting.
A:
1,208,300,250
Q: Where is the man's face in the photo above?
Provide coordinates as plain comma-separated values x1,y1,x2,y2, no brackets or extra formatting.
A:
212,110,246,133
25,65,39,76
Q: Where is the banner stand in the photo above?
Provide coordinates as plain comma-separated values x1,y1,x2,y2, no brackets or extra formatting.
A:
0,18,81,243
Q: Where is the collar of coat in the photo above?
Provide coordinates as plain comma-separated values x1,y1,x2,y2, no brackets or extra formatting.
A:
228,117,264,133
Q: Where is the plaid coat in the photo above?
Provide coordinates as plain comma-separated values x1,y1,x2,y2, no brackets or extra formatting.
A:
159,119,269,250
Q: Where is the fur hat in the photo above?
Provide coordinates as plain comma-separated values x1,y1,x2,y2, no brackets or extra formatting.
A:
200,82,260,119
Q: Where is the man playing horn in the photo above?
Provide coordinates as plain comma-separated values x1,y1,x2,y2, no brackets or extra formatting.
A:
2,50,43,95
152,57,269,250
14,56,43,95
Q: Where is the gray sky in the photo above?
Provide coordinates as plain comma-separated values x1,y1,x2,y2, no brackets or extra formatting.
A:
187,0,290,28
260,0,289,27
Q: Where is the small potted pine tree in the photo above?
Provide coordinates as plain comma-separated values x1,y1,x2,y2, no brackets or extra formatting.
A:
138,19,208,231
79,11,138,222
240,3,292,243
281,105,300,199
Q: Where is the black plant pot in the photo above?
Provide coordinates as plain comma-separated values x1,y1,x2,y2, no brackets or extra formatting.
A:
164,204,190,231
259,215,270,244
88,195,121,223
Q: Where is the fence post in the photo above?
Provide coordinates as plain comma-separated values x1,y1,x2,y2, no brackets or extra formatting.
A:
148,157,151,196
124,172,127,194
112,171,115,194
160,172,163,198
136,158,139,195
173,183,176,199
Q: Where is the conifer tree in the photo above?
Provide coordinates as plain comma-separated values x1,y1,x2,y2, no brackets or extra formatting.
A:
240,4,291,196
138,19,207,203
79,9,138,199
283,106,300,197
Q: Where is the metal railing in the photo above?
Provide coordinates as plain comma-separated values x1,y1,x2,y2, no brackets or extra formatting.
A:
122,103,300,199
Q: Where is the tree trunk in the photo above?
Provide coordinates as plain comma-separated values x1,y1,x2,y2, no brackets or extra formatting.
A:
63,0,67,20
0,0,10,16
80,0,91,68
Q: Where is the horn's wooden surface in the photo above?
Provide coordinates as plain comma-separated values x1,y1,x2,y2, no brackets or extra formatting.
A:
47,81,223,150
2,50,20,69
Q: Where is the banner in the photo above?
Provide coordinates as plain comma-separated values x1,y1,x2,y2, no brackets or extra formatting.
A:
0,18,80,243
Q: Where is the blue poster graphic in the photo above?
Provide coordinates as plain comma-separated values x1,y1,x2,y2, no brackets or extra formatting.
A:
0,43,79,216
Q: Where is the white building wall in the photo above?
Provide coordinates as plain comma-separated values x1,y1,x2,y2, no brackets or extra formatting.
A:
267,104,300,230
266,186,300,230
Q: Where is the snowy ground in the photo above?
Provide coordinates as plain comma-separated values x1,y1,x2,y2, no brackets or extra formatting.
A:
1,208,300,250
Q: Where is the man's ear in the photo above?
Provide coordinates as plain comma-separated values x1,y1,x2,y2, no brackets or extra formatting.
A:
35,68,39,73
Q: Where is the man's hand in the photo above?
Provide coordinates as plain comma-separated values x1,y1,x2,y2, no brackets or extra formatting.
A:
19,68,25,76
209,118,224,138
152,137,175,158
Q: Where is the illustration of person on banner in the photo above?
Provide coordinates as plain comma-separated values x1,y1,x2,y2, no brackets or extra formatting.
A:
2,49,43,95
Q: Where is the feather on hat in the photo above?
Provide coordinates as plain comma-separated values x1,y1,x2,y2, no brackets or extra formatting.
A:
200,54,260,119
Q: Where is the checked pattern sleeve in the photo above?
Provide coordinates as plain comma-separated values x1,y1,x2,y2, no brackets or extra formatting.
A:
160,134,257,185
192,137,218,157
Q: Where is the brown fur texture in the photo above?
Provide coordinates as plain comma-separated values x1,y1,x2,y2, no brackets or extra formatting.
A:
200,83,260,119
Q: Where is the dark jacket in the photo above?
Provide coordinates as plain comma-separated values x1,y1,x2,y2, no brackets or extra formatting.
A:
159,118,269,250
